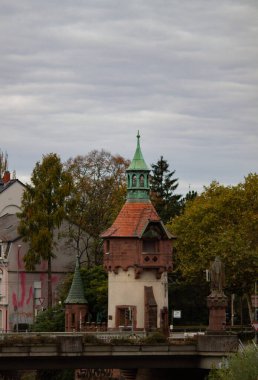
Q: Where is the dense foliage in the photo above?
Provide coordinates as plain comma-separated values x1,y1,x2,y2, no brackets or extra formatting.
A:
167,175,258,322
17,153,72,307
64,150,129,266
169,280,209,325
31,305,65,332
208,345,258,380
150,156,182,223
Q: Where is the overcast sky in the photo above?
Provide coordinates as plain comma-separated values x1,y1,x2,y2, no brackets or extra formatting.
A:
1,0,257,195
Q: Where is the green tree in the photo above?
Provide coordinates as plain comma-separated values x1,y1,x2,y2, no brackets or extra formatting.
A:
80,265,108,321
0,149,8,177
150,156,181,223
169,280,209,325
167,175,258,322
32,305,65,332
65,150,129,266
17,153,72,308
208,345,258,380
180,189,198,210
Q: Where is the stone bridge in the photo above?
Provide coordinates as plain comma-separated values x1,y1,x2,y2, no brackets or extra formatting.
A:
0,333,238,371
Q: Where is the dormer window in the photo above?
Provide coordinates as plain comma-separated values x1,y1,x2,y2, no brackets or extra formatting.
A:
141,222,168,254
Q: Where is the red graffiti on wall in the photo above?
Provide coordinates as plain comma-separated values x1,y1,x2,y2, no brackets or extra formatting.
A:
12,266,60,308
12,272,32,309
26,286,33,305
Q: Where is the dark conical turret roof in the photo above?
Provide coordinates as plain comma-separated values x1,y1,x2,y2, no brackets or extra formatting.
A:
65,256,87,305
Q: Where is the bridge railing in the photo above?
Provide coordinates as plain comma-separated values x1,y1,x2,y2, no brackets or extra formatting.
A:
0,330,146,344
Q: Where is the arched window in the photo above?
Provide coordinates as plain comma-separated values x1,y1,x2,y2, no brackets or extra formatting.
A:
140,174,144,187
132,175,137,187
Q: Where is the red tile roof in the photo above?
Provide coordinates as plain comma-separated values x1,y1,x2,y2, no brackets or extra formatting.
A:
101,201,162,238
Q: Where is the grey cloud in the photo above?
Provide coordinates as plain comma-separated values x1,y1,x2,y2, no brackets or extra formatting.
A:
0,0,257,195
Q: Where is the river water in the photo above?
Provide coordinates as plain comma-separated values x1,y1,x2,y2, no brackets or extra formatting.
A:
122,368,209,380
69,368,210,380
1,368,210,379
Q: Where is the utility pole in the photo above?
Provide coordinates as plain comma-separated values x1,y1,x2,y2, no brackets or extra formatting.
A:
231,294,235,327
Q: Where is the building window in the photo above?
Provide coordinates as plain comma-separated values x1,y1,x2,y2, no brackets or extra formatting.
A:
116,306,134,329
142,240,158,253
132,175,137,187
140,174,144,187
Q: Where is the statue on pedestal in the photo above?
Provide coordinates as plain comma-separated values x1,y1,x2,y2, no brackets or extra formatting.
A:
210,256,225,293
207,256,227,332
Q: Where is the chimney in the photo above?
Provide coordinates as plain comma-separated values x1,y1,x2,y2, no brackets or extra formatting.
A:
2,171,11,184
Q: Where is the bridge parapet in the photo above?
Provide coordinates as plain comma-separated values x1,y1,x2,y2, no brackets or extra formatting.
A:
197,334,239,352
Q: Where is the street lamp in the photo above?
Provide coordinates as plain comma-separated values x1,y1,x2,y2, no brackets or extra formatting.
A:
16,244,21,333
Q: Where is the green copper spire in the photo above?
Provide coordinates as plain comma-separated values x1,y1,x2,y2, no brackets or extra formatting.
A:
126,132,150,202
65,256,87,305
127,131,150,171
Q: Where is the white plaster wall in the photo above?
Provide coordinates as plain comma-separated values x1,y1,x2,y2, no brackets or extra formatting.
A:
0,182,24,216
108,267,168,329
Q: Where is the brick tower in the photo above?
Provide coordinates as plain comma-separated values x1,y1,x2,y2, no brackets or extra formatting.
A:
101,132,174,333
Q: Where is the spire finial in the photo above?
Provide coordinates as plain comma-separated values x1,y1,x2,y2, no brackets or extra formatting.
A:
137,131,140,147
76,255,80,269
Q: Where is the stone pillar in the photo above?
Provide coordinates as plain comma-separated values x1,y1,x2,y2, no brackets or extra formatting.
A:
207,291,227,332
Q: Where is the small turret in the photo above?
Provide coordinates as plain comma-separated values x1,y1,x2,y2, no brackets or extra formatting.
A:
64,256,88,331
